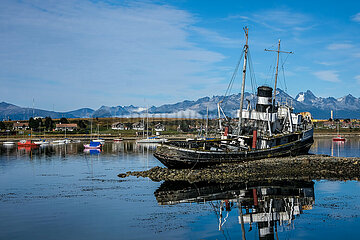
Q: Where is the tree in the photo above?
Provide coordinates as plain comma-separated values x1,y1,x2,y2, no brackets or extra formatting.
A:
29,117,39,130
0,121,5,130
44,117,53,130
78,120,86,129
60,117,68,124
180,120,189,132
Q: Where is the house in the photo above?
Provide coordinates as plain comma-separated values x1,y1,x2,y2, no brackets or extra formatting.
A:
323,121,336,129
55,123,78,131
154,123,165,132
111,122,128,130
132,122,144,131
13,122,29,130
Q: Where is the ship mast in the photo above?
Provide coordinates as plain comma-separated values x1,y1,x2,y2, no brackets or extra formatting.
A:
238,27,249,135
265,40,293,110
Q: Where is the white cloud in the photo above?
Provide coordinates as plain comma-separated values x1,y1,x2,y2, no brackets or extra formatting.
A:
327,43,354,50
190,27,239,47
355,75,360,84
352,13,360,22
354,52,360,58
313,71,341,83
315,61,338,66
0,0,228,110
247,9,312,32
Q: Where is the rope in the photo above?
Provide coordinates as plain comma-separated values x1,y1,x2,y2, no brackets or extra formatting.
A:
221,48,245,103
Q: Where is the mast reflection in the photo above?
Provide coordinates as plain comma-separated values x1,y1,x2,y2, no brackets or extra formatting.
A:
155,180,315,240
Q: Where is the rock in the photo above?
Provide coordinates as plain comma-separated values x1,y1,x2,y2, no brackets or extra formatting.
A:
118,154,360,183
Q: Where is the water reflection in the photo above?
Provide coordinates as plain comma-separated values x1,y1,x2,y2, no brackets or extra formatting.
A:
155,180,315,240
0,141,159,157
311,137,360,157
83,149,102,155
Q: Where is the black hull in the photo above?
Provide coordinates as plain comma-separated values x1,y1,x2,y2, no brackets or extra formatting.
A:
154,137,314,169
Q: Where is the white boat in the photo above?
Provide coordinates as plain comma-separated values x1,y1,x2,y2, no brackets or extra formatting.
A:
92,139,105,144
34,140,50,146
52,139,71,144
3,141,15,146
137,137,168,143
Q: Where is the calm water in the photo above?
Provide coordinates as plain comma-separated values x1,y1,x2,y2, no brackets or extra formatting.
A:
0,138,359,240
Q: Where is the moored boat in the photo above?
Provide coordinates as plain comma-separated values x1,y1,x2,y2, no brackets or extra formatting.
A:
3,141,15,146
154,27,314,169
84,140,102,149
34,139,50,146
333,135,345,142
137,136,168,143
92,139,105,144
18,140,40,148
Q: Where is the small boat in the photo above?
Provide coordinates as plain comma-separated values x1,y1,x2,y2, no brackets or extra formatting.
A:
52,138,72,144
3,141,15,146
84,141,102,149
83,148,102,154
114,138,123,142
34,139,50,146
333,122,346,142
333,135,346,142
92,139,105,144
137,136,168,143
18,140,40,147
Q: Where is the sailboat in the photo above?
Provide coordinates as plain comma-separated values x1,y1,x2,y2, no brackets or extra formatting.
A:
85,123,104,149
92,124,105,144
136,107,168,143
3,131,15,147
333,121,345,142
18,129,40,148
154,27,314,169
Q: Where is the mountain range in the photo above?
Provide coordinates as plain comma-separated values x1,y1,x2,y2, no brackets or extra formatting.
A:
1,89,359,120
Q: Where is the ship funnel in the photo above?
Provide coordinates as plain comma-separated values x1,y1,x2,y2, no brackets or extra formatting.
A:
256,86,273,112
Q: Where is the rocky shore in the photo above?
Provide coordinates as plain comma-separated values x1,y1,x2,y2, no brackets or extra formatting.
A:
118,154,360,183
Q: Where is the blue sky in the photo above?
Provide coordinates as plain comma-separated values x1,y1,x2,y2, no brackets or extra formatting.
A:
1,0,360,111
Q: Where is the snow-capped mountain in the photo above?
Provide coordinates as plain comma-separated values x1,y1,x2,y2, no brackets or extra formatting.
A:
1,89,360,120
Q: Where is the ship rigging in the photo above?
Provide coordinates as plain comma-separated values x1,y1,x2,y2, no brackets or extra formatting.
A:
154,27,314,169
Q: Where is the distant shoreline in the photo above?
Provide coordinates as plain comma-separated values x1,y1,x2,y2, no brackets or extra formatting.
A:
1,132,360,142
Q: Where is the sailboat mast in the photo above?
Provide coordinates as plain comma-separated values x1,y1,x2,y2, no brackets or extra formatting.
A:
273,39,281,109
217,102,222,132
205,106,208,138
238,27,249,135
265,39,293,109
146,105,149,138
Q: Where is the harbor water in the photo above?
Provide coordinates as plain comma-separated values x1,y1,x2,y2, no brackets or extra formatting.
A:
0,137,359,239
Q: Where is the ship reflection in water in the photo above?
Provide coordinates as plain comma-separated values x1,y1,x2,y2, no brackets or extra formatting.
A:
155,180,315,240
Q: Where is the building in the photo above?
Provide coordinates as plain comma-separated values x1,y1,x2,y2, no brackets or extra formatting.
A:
154,123,165,132
13,122,29,130
55,123,78,131
132,122,144,131
111,122,128,130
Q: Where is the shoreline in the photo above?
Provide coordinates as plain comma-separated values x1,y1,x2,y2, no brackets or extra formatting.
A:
1,132,360,142
118,154,360,183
